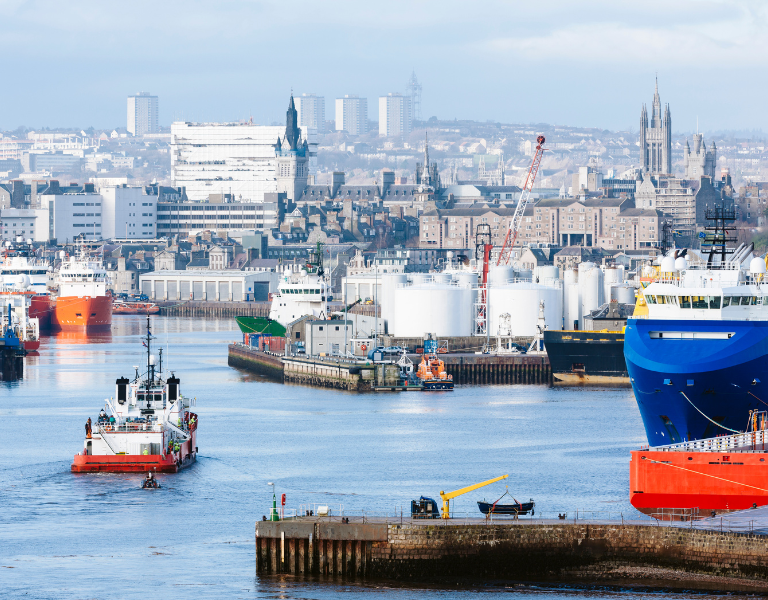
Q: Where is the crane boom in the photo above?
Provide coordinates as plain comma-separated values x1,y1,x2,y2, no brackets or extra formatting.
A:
497,135,546,265
439,474,508,519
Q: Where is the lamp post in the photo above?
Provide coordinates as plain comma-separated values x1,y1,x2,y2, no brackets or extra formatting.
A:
268,481,279,521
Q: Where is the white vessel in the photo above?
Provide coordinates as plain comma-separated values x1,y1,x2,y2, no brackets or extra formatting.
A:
71,317,197,473
268,265,328,326
0,239,51,292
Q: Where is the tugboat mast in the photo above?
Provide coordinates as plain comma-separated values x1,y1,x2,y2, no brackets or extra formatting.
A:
145,315,152,382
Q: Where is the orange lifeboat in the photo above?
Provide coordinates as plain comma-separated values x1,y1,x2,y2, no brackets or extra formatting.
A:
416,353,454,391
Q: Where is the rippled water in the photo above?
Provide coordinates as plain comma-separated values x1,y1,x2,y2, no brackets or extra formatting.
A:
0,316,745,599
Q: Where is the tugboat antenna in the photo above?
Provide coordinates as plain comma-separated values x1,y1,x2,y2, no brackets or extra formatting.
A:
146,315,151,382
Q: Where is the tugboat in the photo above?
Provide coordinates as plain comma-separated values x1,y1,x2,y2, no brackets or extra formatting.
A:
71,316,198,473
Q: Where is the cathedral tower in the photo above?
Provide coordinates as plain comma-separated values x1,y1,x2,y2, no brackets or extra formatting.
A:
276,94,309,201
640,79,672,175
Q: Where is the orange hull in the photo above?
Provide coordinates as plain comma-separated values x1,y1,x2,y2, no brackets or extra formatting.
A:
630,449,768,516
51,295,112,331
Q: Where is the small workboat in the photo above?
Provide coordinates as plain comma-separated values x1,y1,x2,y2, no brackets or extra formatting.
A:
478,489,534,516
113,300,160,315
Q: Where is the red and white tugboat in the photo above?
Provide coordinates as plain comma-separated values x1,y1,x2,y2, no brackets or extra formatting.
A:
71,316,198,473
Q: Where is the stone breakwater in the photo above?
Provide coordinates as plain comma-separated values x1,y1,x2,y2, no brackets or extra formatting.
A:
255,519,768,588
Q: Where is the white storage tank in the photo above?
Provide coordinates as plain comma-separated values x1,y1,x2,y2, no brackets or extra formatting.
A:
392,284,473,337
536,265,559,283
380,273,408,334
410,274,429,285
613,284,635,305
432,273,452,285
488,266,514,286
515,268,533,281
563,269,579,330
488,281,563,337
454,272,479,288
579,263,603,325
603,266,623,303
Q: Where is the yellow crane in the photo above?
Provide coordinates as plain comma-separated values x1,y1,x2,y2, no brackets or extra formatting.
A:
439,474,508,519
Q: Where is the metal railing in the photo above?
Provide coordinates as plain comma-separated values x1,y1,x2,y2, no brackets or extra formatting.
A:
642,429,768,453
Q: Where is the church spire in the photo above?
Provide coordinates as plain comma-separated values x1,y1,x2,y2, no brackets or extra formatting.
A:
422,131,430,186
285,93,300,150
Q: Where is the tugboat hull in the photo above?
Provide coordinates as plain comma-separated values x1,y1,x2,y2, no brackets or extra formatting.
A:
72,433,197,473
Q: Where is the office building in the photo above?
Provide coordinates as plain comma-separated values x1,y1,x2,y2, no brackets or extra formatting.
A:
379,93,412,137
0,208,48,242
171,109,317,202
156,196,282,236
335,95,368,135
127,92,159,136
100,185,157,240
295,94,325,132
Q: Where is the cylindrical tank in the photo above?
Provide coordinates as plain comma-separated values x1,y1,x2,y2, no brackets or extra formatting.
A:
392,284,473,337
603,267,622,303
536,265,559,283
613,284,635,305
579,264,603,323
488,281,563,337
410,274,429,285
488,266,514,286
432,273,452,285
563,269,578,330
454,272,478,288
381,273,408,334
515,268,533,281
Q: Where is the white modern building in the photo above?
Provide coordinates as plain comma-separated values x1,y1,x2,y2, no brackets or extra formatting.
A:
39,190,104,242
335,95,368,136
100,186,157,240
379,93,412,137
0,208,48,242
156,197,280,235
170,121,318,202
139,270,278,302
127,92,159,136
295,94,325,132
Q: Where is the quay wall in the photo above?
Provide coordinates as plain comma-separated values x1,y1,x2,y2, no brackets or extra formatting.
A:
227,344,284,380
158,300,270,318
256,520,768,584
282,356,374,391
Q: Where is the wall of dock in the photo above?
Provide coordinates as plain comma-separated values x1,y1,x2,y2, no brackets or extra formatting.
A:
159,300,271,318
227,344,284,380
441,354,551,385
282,356,374,391
256,520,768,583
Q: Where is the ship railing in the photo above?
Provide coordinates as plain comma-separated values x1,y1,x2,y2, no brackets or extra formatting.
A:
279,508,659,525
644,429,768,453
100,422,164,434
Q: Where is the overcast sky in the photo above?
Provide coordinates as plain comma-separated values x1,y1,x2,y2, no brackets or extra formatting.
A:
1,0,766,133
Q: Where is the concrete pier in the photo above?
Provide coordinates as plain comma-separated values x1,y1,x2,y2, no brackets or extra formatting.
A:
256,517,768,586
158,300,271,318
228,344,552,389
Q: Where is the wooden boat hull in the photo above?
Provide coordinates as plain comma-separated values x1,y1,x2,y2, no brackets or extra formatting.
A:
478,500,534,515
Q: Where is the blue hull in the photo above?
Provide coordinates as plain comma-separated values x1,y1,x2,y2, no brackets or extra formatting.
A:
624,318,768,446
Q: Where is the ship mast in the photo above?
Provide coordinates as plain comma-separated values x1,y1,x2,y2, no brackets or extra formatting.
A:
145,315,152,383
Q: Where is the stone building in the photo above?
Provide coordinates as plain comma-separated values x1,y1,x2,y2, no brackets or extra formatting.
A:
420,198,663,252
684,134,717,179
275,95,309,202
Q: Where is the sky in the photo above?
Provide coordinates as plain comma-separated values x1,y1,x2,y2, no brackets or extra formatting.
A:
1,0,767,134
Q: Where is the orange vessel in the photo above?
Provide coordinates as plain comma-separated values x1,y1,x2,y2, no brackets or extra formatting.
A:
416,353,454,391
48,251,112,331
630,411,768,517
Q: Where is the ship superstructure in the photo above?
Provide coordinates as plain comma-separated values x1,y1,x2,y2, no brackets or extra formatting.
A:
0,239,51,292
625,206,768,446
71,317,197,473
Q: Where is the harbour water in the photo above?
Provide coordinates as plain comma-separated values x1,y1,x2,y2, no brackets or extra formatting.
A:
0,316,742,599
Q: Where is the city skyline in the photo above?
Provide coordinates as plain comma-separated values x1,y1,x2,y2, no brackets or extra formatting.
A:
1,1,767,133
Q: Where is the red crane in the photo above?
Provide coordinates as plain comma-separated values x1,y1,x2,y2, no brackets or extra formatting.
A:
496,135,546,265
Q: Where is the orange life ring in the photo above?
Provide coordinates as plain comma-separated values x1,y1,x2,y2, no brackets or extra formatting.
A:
361,344,367,351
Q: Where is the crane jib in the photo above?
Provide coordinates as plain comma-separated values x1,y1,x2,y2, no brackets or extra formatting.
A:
497,135,546,266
